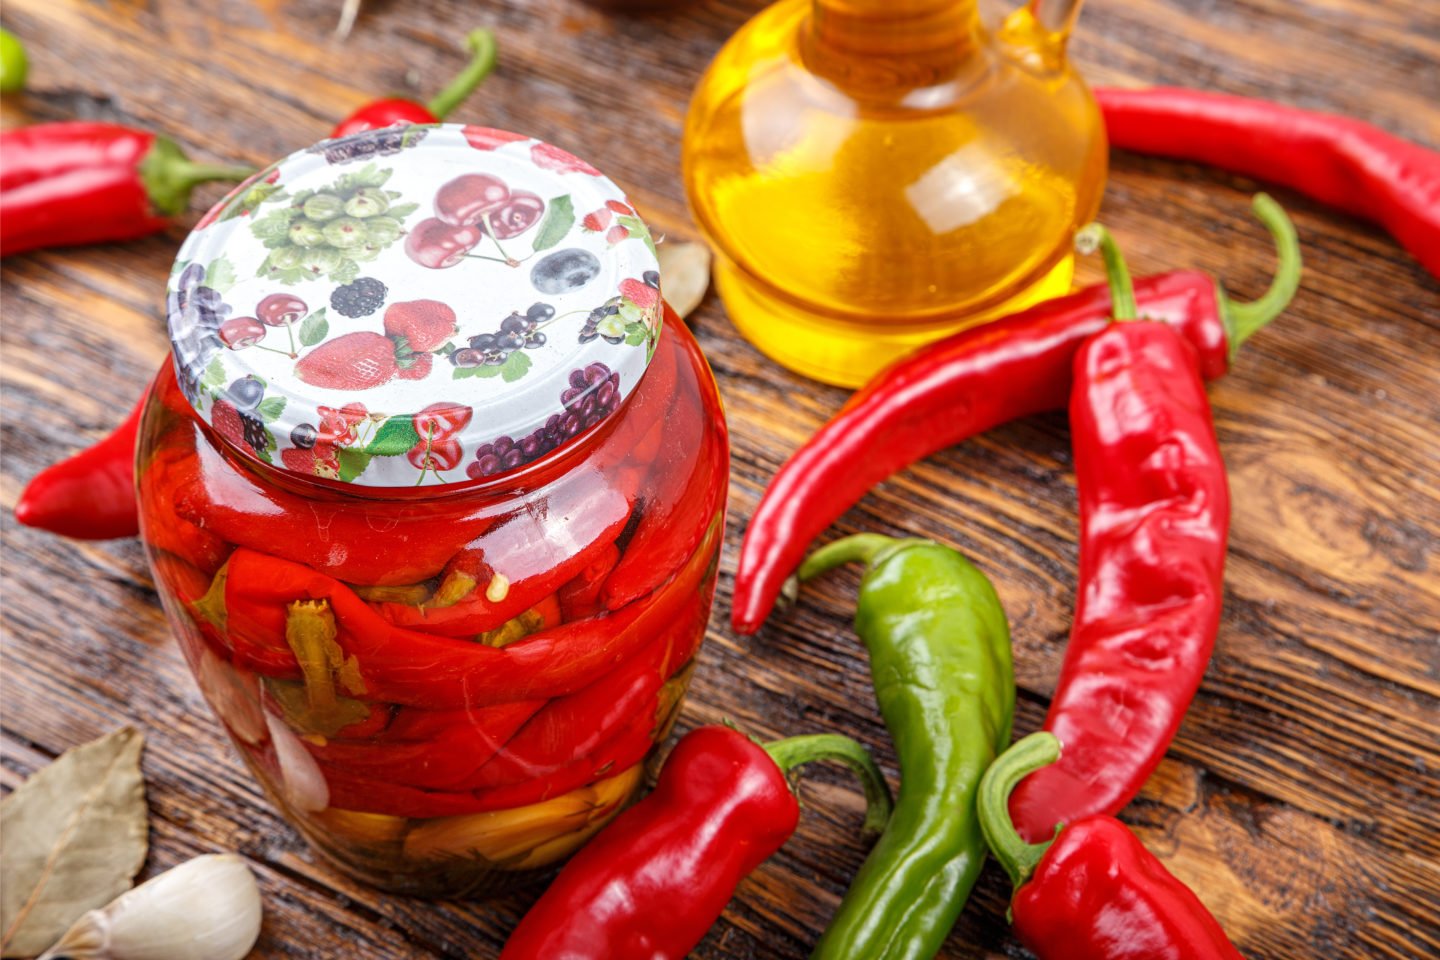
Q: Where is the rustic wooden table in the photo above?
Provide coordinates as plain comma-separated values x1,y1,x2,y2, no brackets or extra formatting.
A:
2,1,1437,957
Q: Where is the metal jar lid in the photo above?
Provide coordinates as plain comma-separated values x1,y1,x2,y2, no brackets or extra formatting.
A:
166,124,663,487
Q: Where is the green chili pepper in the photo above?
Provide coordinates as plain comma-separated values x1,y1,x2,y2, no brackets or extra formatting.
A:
0,28,27,93
802,533,1014,960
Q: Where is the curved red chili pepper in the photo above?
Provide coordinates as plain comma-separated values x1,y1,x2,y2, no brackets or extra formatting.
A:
372,481,634,635
558,543,621,620
981,733,1245,960
498,725,893,960
1097,85,1440,279
329,29,497,137
215,513,721,708
731,195,1298,634
0,123,250,257
1010,225,1232,842
14,392,144,539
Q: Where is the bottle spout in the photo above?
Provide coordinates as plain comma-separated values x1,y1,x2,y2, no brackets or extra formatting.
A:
999,0,1084,72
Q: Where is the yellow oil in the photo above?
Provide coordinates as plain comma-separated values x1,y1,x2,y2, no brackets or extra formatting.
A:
683,0,1108,386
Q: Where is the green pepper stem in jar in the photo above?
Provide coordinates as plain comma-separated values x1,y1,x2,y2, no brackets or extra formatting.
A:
139,311,729,896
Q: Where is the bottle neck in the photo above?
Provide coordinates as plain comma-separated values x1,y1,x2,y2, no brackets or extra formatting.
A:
804,0,983,92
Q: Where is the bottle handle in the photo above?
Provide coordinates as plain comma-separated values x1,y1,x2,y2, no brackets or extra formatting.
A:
999,0,1083,72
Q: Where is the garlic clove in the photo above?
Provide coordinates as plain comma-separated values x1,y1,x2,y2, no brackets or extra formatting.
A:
38,854,262,960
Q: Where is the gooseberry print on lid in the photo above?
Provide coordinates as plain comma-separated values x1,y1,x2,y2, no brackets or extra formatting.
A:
167,124,662,488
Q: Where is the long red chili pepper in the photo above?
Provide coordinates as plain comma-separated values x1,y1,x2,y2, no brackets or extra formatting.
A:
13,392,145,539
731,195,1299,634
329,29,497,137
0,122,251,257
1097,86,1440,279
980,732,1245,959
1009,223,1231,842
498,725,893,960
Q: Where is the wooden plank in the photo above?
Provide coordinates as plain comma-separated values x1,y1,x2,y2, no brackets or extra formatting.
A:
2,0,1437,957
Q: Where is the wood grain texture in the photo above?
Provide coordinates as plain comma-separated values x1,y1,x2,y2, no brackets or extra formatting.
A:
2,0,1438,957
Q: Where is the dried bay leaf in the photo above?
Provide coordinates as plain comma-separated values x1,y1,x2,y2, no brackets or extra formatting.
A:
1,728,147,958
657,241,712,320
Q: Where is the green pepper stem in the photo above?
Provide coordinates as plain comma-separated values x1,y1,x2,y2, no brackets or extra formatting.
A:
425,29,498,120
1075,223,1138,321
977,731,1063,895
797,533,901,581
1221,193,1302,355
140,136,253,217
764,733,894,836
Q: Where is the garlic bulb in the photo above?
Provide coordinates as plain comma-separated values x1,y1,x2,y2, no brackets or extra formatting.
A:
38,854,262,960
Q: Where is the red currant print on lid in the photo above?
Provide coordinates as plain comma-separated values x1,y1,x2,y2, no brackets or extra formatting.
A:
219,317,266,349
405,218,483,269
257,293,308,326
462,126,529,151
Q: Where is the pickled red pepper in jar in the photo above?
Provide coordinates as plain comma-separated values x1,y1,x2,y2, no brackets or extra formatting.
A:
137,125,729,896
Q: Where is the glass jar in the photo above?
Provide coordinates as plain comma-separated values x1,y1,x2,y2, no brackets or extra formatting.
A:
137,125,728,897
683,0,1107,386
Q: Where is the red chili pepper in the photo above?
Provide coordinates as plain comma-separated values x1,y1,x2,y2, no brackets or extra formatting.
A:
171,432,501,586
730,195,1299,634
14,390,145,539
329,29,497,137
980,732,1245,960
1097,85,1440,279
372,481,633,635
0,122,251,257
600,327,729,609
499,725,893,960
1009,224,1232,842
557,543,621,620
213,514,721,709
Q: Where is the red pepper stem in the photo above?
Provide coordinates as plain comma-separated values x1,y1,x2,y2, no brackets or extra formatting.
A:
762,733,894,836
425,29,499,121
977,732,1064,896
1219,192,1302,355
139,136,253,217
1075,223,1138,321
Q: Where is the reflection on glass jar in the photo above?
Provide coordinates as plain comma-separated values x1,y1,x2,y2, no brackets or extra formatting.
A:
140,317,725,895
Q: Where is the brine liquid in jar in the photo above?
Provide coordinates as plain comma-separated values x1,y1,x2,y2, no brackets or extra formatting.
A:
683,0,1108,386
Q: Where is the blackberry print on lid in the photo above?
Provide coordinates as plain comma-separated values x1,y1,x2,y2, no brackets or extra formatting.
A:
167,124,663,488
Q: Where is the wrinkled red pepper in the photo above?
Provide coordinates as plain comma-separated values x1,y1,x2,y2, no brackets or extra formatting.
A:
558,543,621,620
0,122,251,257
730,195,1298,634
372,481,633,635
330,30,497,137
1009,225,1232,842
213,514,721,709
980,732,1245,959
1098,85,1440,279
499,725,893,960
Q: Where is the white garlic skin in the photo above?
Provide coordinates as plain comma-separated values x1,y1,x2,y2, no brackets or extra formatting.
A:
39,854,262,960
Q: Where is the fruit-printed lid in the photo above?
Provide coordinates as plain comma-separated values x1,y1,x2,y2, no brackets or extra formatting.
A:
166,124,663,487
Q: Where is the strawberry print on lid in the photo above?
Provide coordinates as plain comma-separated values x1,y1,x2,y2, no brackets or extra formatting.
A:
167,124,662,488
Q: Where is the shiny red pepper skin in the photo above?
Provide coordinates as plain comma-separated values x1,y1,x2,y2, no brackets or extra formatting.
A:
981,732,1245,960
0,122,249,257
499,726,887,960
331,100,441,138
1097,86,1440,279
1010,320,1229,840
1014,816,1245,960
14,392,144,539
731,197,1295,635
